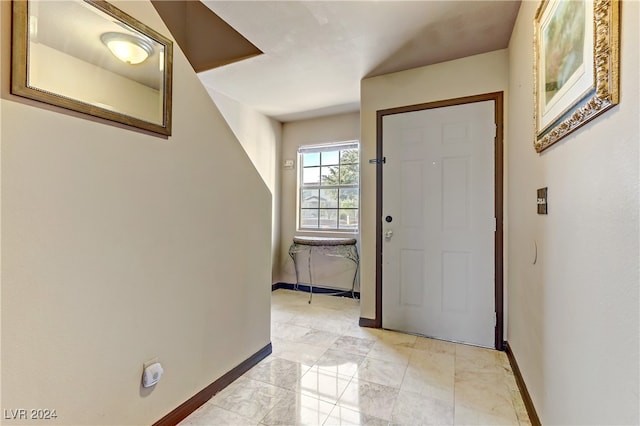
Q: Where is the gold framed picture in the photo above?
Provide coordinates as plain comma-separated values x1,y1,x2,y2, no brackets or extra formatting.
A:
534,0,619,153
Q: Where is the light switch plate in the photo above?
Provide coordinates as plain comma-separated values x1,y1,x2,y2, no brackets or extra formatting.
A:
537,187,548,214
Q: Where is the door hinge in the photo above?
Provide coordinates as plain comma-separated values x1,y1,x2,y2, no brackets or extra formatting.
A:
368,157,386,164
494,312,497,327
493,217,497,232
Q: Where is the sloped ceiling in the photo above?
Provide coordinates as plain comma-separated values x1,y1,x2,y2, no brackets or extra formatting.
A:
151,1,262,73
190,1,521,122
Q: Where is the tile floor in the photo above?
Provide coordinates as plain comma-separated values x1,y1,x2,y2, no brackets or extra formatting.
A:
180,289,531,425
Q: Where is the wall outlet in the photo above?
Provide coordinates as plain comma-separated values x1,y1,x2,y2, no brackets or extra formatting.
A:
142,362,163,388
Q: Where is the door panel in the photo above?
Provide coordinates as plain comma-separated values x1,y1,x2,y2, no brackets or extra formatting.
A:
381,101,495,348
400,249,424,306
442,156,470,230
442,251,470,312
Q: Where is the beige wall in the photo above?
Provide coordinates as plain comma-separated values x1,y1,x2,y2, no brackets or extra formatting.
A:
1,1,271,425
279,112,360,288
359,49,509,320
507,2,639,424
0,2,3,409
207,88,282,283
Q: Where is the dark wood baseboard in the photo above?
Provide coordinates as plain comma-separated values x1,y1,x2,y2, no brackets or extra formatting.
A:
272,282,360,299
153,342,272,426
358,317,380,328
505,342,541,426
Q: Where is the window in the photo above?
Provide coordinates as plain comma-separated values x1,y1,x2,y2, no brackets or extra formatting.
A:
298,142,359,231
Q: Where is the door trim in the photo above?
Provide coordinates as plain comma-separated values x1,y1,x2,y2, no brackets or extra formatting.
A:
374,92,504,350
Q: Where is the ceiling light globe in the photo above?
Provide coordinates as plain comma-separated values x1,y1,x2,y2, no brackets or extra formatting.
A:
101,32,153,65
106,39,148,64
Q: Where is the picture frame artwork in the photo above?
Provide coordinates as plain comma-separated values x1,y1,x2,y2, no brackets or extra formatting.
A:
534,0,619,153
11,0,173,136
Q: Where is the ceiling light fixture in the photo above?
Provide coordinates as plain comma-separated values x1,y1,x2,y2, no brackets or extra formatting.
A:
101,32,153,65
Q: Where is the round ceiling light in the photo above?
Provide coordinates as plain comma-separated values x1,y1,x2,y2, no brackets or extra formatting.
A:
101,32,153,65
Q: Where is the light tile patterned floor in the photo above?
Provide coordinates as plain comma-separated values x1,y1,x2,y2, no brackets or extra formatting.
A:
180,289,531,425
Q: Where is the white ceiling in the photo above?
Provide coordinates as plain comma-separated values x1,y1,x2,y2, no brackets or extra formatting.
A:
198,1,521,122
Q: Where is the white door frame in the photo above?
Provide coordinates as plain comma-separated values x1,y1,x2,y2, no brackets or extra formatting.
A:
371,92,504,350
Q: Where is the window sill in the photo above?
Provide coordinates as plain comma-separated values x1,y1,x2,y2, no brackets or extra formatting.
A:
295,229,359,238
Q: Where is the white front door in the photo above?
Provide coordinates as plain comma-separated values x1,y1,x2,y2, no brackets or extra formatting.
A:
381,100,495,348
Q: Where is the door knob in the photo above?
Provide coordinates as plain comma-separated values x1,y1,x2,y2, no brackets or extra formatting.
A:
385,229,393,239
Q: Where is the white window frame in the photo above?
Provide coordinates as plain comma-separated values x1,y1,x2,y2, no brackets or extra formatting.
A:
297,141,360,233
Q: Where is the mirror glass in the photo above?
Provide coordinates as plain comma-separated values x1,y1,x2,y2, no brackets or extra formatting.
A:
12,0,173,135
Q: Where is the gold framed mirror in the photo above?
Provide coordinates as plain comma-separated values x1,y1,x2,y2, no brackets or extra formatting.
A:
11,0,173,136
